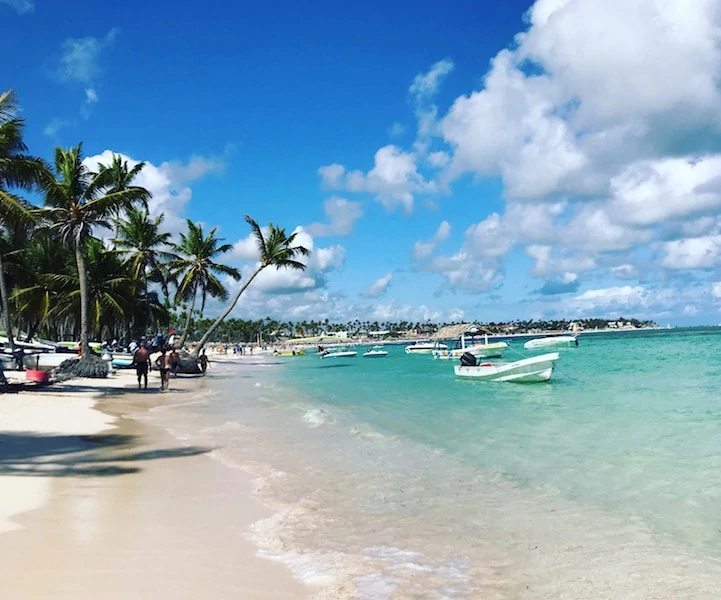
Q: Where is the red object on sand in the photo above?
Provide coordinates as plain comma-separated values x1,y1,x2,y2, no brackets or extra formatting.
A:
26,369,51,384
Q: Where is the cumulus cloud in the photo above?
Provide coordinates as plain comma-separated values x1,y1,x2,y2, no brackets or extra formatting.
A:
83,149,226,235
305,197,363,237
412,220,451,260
536,273,580,296
0,0,34,14
229,227,346,295
363,273,392,298
409,59,454,101
662,235,721,270
318,145,433,213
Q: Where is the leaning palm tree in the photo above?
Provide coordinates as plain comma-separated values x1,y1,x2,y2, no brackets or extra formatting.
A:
192,215,310,356
96,153,148,244
0,89,45,351
114,207,175,328
168,219,240,347
39,143,150,358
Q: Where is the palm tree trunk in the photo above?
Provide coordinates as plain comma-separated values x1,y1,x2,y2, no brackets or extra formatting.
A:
0,252,15,352
144,273,154,329
75,245,91,359
177,284,197,348
192,267,263,357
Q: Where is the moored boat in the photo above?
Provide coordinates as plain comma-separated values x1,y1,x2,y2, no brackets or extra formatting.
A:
454,352,559,383
404,341,447,355
524,335,578,350
272,349,306,356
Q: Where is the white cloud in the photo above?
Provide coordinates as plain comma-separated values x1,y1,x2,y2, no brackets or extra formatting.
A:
305,197,363,237
712,282,721,300
610,264,639,280
230,227,346,294
662,235,721,270
1,0,33,14
363,273,392,298
56,29,119,86
84,149,226,235
319,145,433,213
43,118,72,138
412,220,451,260
566,285,652,312
85,88,98,104
409,59,454,101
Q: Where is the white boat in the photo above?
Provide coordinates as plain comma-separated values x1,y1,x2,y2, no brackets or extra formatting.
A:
320,349,358,359
404,341,447,355
524,335,578,350
109,352,135,368
432,328,509,360
363,346,388,358
454,352,559,383
23,352,78,371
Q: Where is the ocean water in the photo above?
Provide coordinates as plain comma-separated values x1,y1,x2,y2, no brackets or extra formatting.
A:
145,329,721,598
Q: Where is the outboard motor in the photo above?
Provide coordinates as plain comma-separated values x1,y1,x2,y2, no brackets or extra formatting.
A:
460,352,477,367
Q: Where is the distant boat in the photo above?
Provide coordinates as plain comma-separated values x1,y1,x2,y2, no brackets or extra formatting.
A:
363,346,388,358
109,352,135,368
432,326,508,360
404,341,447,355
524,336,578,350
320,348,358,359
454,352,559,383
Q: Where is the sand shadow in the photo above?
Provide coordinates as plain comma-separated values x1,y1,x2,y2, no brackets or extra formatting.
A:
0,432,212,478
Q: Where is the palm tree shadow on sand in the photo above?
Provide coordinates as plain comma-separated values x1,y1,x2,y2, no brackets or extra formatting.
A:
0,432,211,477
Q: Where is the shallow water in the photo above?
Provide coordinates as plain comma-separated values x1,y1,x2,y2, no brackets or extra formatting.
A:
146,329,721,598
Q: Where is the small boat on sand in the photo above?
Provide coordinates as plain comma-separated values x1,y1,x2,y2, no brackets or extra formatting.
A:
23,352,78,371
454,352,559,383
524,336,577,350
363,346,388,358
272,349,306,357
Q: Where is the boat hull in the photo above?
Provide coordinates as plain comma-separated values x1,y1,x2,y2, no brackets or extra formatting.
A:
404,343,447,355
23,353,78,371
454,353,559,383
321,351,358,359
524,336,577,350
363,351,388,358
433,342,508,360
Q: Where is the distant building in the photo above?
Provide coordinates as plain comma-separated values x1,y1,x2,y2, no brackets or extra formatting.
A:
327,331,349,339
368,330,390,337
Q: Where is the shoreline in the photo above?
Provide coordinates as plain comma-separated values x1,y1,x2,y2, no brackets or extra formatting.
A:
0,367,308,599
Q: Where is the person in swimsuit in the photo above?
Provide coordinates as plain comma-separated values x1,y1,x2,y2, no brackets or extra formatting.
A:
155,348,172,391
133,344,151,390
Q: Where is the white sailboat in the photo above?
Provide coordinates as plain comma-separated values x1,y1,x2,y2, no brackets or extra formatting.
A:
454,352,559,383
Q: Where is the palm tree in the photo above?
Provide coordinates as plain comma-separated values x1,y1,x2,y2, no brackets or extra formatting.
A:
114,207,175,328
40,143,150,358
168,219,240,347
96,154,148,244
0,89,45,351
193,215,310,356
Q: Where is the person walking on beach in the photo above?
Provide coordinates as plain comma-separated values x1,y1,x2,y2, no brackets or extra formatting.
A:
198,349,209,373
169,348,180,376
132,343,151,390
155,348,172,391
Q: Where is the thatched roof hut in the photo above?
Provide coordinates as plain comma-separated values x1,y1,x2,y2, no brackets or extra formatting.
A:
431,323,486,341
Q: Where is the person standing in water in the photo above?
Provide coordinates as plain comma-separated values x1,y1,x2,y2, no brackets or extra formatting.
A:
132,343,151,390
155,348,172,391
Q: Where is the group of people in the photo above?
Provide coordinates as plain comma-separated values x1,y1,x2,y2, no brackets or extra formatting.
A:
131,344,180,391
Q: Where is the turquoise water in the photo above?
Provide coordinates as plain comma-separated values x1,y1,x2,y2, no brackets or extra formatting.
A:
147,329,721,598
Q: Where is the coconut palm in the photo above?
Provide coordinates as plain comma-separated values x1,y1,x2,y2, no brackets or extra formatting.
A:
193,215,310,356
0,89,45,351
39,143,150,358
168,219,240,347
96,153,148,244
114,207,175,328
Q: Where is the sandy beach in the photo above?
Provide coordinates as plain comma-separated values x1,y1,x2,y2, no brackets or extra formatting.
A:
0,367,307,599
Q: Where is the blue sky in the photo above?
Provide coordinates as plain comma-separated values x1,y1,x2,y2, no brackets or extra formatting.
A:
4,0,721,325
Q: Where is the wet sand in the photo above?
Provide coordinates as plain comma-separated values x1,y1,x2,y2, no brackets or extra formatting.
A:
0,370,307,599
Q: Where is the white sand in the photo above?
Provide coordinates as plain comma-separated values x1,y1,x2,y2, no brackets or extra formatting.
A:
0,373,128,533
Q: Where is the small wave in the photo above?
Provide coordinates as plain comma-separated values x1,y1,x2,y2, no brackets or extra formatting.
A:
302,408,334,427
257,549,338,585
349,425,386,440
254,382,262,388
200,420,251,435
